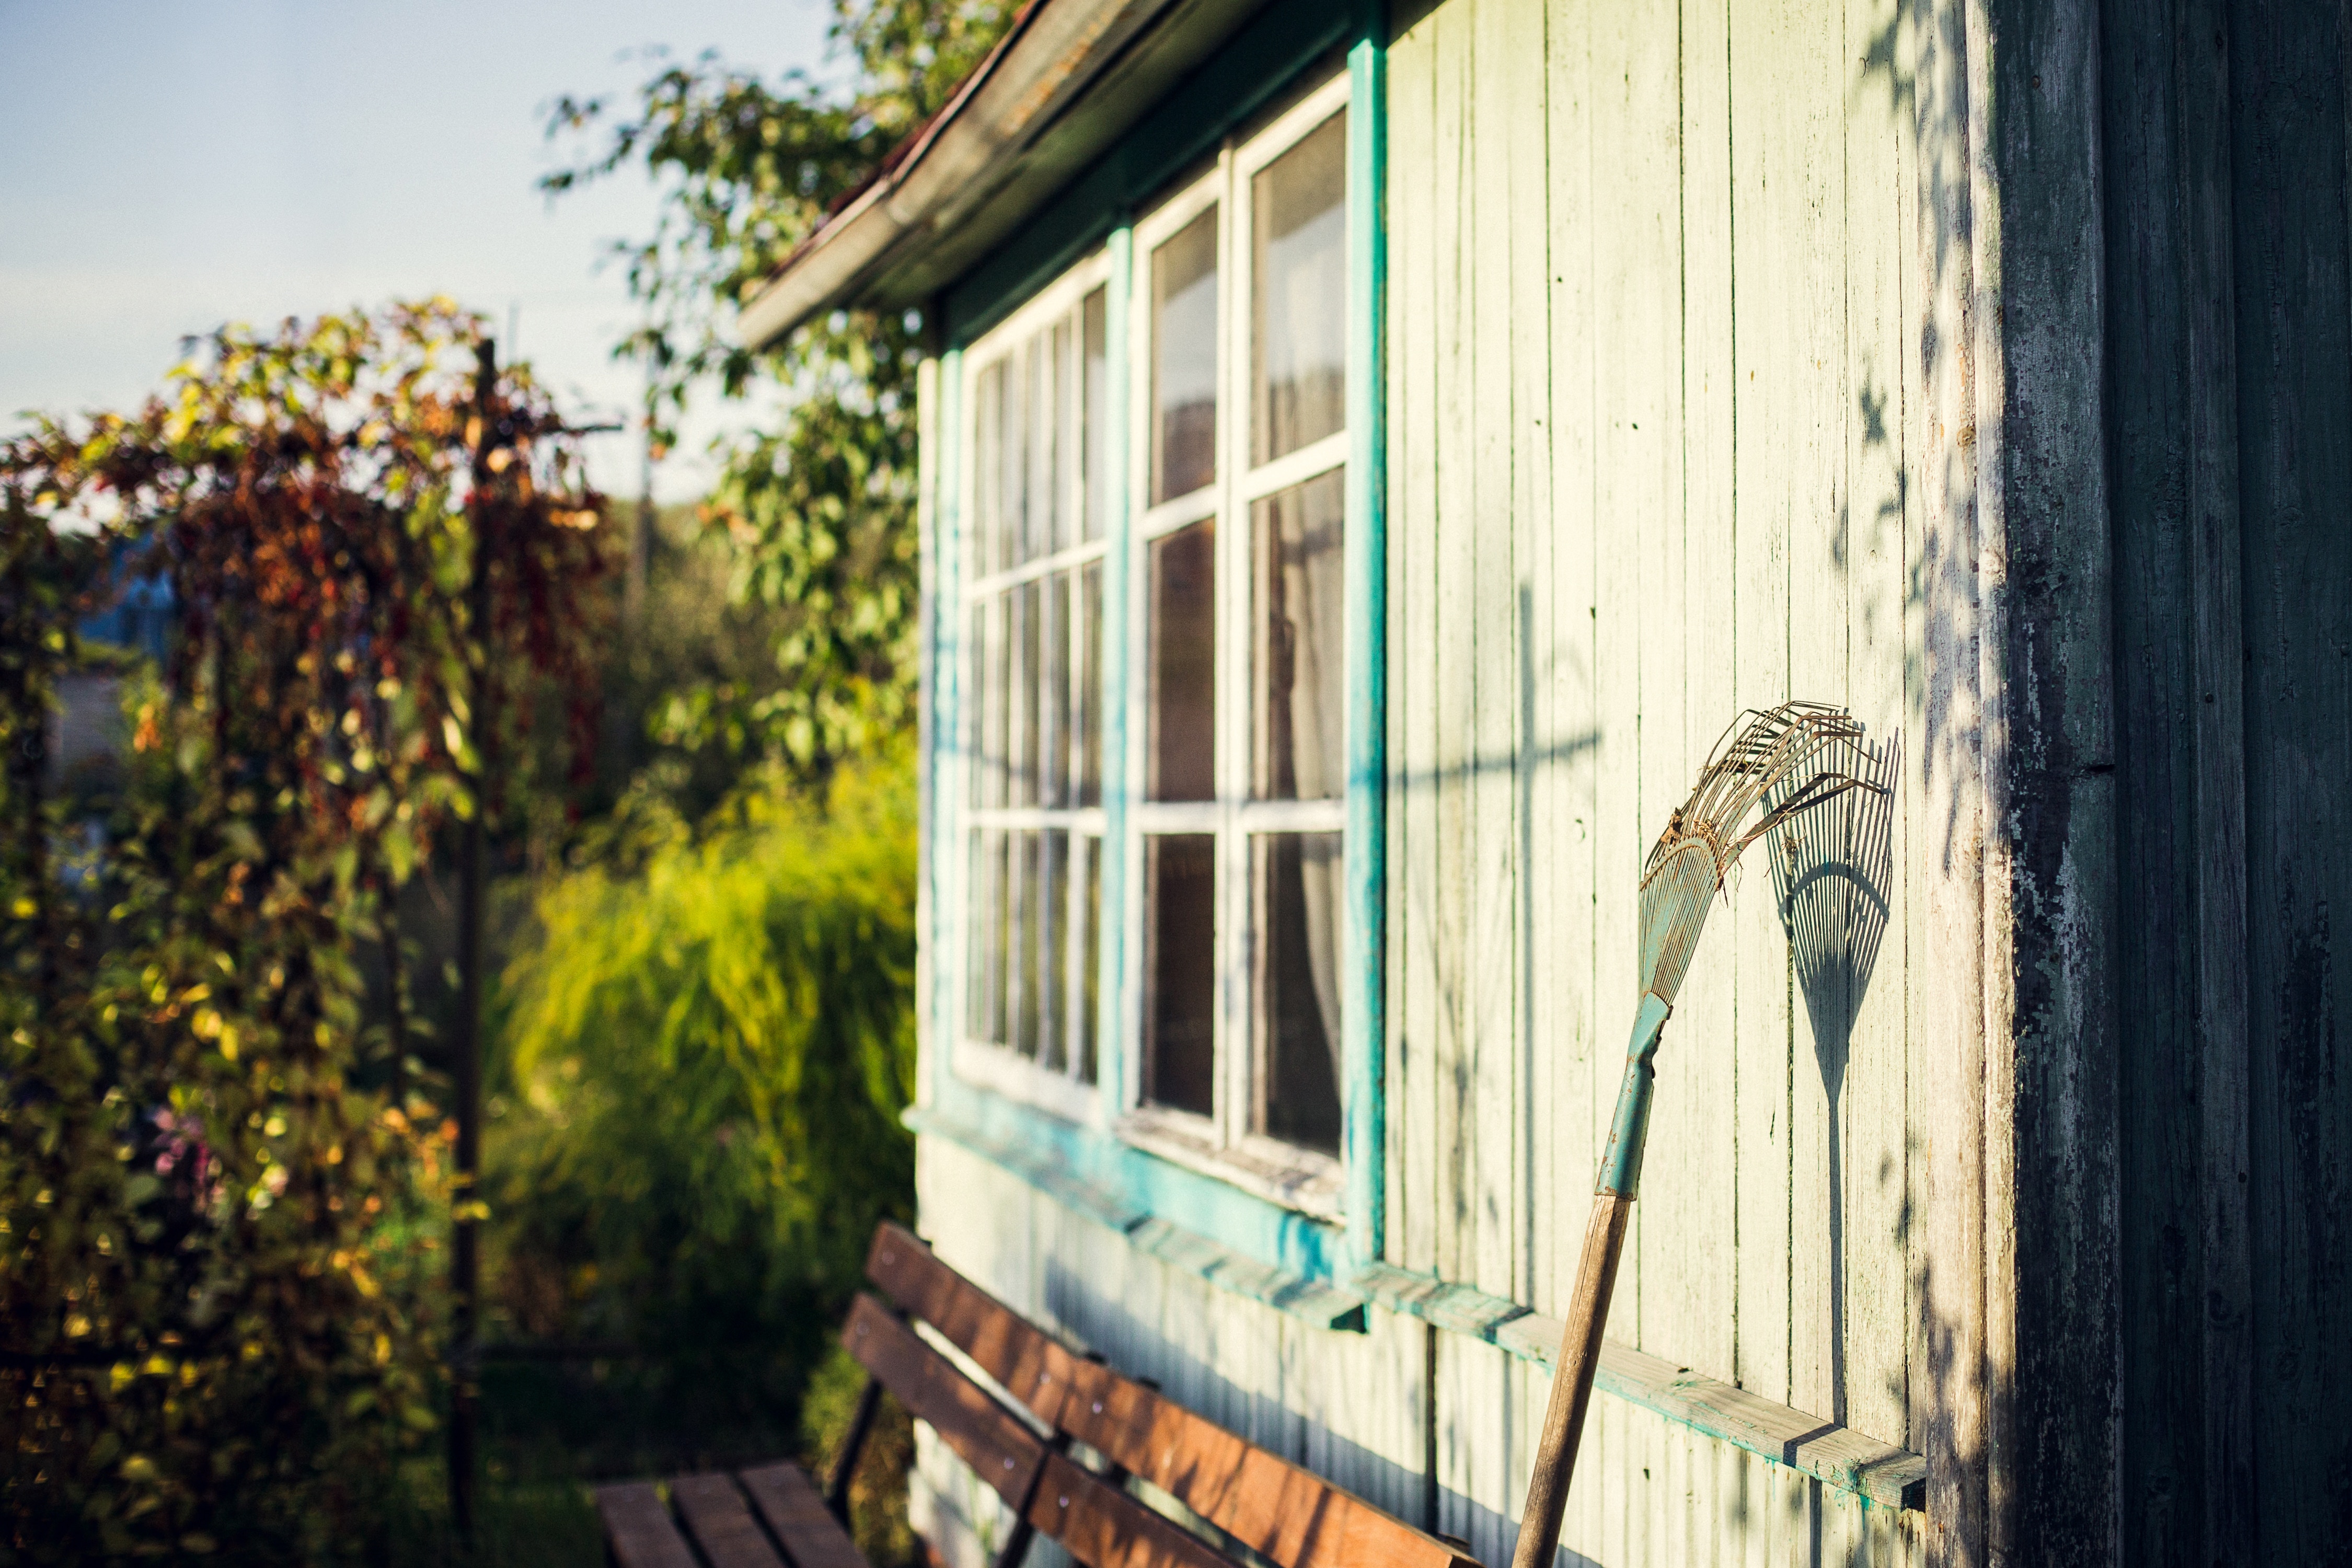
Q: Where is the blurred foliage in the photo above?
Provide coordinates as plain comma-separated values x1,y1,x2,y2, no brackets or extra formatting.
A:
544,0,1014,780
483,744,917,1403
0,302,608,1563
800,1345,917,1567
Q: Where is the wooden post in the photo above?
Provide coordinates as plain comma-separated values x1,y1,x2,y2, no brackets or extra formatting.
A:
449,337,499,1543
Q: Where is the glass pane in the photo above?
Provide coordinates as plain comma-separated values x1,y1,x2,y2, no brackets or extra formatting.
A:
1148,519,1216,801
1053,316,1076,554
1037,831,1067,1071
975,359,1005,574
1014,579,1040,807
1254,832,1343,1155
1078,834,1100,1084
1151,206,1219,503
1252,113,1348,465
1252,467,1346,800
1082,287,1109,539
1013,831,1039,1057
1144,834,1216,1116
1025,336,1050,563
1041,571,1067,807
1077,562,1102,807
966,831,991,1041
976,597,1007,808
988,830,1011,1046
1000,341,1028,571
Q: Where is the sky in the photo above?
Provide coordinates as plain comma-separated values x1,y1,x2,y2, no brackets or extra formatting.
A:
1,0,838,502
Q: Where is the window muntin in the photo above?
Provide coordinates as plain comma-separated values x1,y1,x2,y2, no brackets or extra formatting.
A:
1126,76,1351,1204
960,267,1111,1116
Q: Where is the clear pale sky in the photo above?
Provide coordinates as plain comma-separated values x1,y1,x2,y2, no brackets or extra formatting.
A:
1,0,836,501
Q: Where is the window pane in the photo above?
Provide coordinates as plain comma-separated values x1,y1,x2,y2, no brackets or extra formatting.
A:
1148,520,1216,801
1077,562,1102,806
1078,834,1100,1084
1053,316,1076,554
1144,834,1216,1116
966,831,992,1041
1254,832,1343,1155
1252,467,1346,800
1252,112,1348,465
1082,287,1109,539
1012,831,1039,1057
1000,342,1028,571
975,597,1007,808
1152,207,1219,503
1041,571,1067,808
988,831,1011,1046
1014,579,1040,807
1025,335,1050,563
1037,831,1066,1071
975,359,1005,573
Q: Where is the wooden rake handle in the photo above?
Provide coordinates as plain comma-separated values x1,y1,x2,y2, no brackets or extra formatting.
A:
1508,995,1670,1568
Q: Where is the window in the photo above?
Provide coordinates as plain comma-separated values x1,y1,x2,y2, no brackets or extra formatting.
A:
1126,77,1351,1209
960,264,1111,1120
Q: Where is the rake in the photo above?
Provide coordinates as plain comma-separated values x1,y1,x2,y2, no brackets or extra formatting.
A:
1507,701,1878,1568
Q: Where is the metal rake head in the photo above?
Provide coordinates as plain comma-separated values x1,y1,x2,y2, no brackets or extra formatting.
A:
1636,701,1878,1004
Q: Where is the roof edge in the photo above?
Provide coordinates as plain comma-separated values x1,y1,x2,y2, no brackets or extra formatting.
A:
736,0,1185,349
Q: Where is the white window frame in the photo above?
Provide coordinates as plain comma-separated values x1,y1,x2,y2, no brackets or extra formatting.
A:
952,248,1115,1126
1117,72,1353,1219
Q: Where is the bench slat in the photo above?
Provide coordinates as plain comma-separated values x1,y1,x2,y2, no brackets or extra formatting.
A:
740,1462,869,1568
844,1292,1045,1509
673,1473,789,1568
1026,1450,1239,1568
866,1225,1476,1568
595,1480,701,1568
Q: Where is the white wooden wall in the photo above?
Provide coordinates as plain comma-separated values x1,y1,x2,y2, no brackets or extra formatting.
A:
1376,0,1935,1555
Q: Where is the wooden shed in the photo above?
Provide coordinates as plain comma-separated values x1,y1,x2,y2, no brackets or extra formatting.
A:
743,0,2351,1561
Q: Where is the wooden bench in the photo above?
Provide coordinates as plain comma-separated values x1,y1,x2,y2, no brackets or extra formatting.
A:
596,1222,1482,1568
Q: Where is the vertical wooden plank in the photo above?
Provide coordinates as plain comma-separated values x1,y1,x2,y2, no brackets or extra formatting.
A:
1586,0,1685,1365
1664,0,1742,1409
1429,0,1477,1291
1388,9,1439,1276
1467,0,1521,1307
1501,0,1553,1331
2231,1,2352,1558
1905,0,1987,1559
1727,0,1796,1419
1772,0,1849,1434
1840,0,1913,1460
1542,0,1601,1338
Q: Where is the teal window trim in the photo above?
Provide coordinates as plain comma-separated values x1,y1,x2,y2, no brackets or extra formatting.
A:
1340,12,1388,1274
922,0,1387,1304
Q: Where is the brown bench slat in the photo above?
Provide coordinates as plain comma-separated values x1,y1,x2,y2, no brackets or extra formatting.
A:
866,1224,1479,1568
1026,1450,1239,1568
740,1462,869,1568
844,1291,1046,1509
672,1473,789,1568
595,1480,702,1568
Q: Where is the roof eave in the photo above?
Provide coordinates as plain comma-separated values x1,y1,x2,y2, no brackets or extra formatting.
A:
736,0,1258,348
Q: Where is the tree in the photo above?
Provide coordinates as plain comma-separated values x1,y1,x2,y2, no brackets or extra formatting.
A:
544,0,1016,780
0,301,607,1562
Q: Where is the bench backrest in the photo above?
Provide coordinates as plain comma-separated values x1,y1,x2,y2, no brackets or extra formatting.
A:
858,1223,1483,1568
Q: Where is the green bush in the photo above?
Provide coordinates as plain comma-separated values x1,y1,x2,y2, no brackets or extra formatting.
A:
486,747,917,1407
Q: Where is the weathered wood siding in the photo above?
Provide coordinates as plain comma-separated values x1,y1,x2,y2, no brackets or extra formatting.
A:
1381,0,1941,1558
2093,0,2352,1561
913,1133,1927,1567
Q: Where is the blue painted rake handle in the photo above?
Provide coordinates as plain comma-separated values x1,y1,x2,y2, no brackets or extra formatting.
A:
1508,993,1674,1568
1596,993,1673,1197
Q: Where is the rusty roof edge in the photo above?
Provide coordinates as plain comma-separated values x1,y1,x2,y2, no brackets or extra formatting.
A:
736,0,1187,350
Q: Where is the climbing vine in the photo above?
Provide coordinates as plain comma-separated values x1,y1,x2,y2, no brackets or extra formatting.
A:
0,301,607,1562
